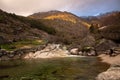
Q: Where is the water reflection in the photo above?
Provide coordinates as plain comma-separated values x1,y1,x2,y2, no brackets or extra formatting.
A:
0,57,109,80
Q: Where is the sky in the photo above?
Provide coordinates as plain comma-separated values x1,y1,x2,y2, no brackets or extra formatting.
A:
0,0,120,16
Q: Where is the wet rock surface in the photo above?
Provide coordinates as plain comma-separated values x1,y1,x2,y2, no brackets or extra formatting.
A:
70,48,79,55
97,52,120,80
96,64,120,80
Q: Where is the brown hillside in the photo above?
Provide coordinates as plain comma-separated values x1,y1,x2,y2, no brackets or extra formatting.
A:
0,9,51,44
29,11,92,47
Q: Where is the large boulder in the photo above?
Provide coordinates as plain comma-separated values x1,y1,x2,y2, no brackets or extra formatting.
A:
24,44,69,59
96,64,120,80
70,48,79,55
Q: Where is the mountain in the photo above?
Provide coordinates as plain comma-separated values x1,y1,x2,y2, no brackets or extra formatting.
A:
98,11,120,26
83,11,120,26
0,9,119,51
29,11,90,27
0,9,93,50
29,11,92,47
98,11,120,42
84,11,120,42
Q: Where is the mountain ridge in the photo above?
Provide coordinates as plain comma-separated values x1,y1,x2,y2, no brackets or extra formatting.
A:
0,9,120,51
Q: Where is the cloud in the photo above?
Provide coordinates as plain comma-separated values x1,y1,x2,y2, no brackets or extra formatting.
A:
0,0,72,16
0,0,120,16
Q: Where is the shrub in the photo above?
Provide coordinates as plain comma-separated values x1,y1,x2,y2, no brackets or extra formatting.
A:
0,15,5,23
8,13,56,35
28,19,56,35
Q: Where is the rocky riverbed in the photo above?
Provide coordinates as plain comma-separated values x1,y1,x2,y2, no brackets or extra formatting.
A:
0,45,46,61
0,44,73,60
1,43,120,80
96,54,120,80
0,43,98,61
24,44,70,59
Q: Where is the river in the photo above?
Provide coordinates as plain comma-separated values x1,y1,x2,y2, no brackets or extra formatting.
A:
0,57,109,80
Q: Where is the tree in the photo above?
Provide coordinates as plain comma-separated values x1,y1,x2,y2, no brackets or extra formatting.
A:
89,24,95,33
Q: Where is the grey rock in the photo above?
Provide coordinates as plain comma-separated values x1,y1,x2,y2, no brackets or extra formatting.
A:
70,48,79,55
96,64,120,80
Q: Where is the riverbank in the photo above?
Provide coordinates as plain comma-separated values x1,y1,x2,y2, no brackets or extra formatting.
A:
0,44,84,60
0,43,111,80
98,54,120,64
96,54,120,80
0,43,100,60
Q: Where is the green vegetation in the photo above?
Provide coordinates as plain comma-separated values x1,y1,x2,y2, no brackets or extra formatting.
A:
89,24,102,40
89,24,99,33
81,46,93,52
0,15,5,23
89,24,95,33
0,57,110,80
0,15,3,20
1,40,45,51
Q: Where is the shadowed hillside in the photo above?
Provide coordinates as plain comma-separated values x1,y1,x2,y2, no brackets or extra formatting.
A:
0,9,57,50
0,9,57,43
84,11,120,42
98,12,120,41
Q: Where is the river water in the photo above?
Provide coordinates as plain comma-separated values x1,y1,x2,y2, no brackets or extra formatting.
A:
0,57,109,80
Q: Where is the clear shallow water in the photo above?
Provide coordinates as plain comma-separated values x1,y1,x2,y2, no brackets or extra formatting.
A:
0,57,109,80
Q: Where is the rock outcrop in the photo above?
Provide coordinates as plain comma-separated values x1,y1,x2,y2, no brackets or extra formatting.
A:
96,64,120,80
70,48,79,55
24,44,69,59
0,45,46,61
0,44,70,60
97,53,120,80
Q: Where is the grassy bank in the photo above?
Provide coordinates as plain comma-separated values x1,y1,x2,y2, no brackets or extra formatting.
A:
0,39,46,51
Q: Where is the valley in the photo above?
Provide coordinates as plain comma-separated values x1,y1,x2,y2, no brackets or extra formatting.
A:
0,9,120,80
